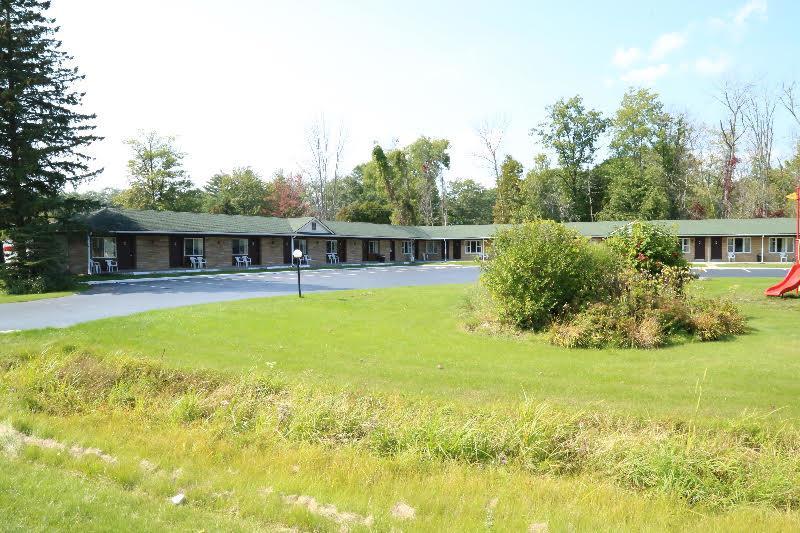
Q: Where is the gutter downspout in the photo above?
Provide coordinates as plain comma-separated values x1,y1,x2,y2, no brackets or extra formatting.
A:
86,232,92,275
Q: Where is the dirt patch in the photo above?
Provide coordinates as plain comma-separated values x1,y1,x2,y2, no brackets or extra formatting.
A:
0,423,116,463
283,494,374,529
391,501,416,520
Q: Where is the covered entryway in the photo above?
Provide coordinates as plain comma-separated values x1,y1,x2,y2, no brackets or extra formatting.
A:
694,237,705,260
710,236,723,261
453,240,462,260
389,240,396,261
337,239,347,262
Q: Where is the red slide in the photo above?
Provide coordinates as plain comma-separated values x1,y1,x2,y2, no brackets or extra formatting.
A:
765,263,800,297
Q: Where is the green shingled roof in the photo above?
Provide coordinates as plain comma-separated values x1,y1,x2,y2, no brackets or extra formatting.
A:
565,218,797,237
83,208,797,239
321,220,427,239
85,208,295,235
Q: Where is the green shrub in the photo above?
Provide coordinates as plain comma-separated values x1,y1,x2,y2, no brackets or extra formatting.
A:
480,220,615,330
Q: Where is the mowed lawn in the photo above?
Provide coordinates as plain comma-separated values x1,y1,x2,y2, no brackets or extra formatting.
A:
4,276,799,421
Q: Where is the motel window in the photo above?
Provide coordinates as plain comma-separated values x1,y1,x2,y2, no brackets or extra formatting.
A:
769,237,795,254
679,238,690,254
184,238,204,257
464,240,483,255
326,240,337,254
727,237,751,254
232,238,248,256
91,237,117,258
368,240,379,254
295,238,308,255
401,240,413,255
425,241,437,254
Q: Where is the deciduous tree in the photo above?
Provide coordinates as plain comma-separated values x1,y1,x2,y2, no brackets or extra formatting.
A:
532,95,609,220
116,131,202,212
493,155,524,223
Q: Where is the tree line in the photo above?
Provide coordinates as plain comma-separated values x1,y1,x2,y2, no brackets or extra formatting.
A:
89,83,800,226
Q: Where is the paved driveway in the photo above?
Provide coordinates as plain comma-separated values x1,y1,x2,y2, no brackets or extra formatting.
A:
694,267,791,278
0,265,790,332
0,265,480,331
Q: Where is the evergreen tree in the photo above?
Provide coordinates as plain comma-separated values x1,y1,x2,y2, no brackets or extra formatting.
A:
493,155,524,223
0,0,100,292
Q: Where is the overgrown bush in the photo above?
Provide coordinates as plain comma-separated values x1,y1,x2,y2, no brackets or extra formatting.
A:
474,220,745,349
480,220,617,330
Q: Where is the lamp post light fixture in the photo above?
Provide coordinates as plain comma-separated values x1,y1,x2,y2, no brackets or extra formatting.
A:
292,249,303,298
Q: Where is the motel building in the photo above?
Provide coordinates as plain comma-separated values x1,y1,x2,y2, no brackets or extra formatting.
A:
61,208,798,274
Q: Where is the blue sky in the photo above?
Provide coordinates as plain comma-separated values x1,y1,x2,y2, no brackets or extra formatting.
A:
52,0,799,191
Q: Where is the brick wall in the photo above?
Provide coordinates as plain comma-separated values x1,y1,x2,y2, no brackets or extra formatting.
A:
204,236,233,268
136,235,170,271
344,239,363,263
306,238,330,265
260,237,285,265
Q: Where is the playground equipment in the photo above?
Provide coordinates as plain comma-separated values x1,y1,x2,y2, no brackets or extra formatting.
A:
765,186,800,297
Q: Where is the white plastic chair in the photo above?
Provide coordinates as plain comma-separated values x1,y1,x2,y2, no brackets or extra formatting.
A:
727,251,736,262
195,256,207,268
779,252,789,263
105,259,118,272
189,256,198,269
234,256,246,268
91,260,102,274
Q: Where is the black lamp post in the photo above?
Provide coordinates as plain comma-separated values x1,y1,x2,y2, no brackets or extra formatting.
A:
292,249,303,297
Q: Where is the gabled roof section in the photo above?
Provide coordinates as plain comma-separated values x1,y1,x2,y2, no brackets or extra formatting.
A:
292,217,334,235
85,208,295,235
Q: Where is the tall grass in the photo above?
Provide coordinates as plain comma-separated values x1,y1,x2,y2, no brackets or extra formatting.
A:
3,347,800,511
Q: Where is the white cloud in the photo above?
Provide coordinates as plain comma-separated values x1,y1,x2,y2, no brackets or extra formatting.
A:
649,32,687,60
612,47,642,68
694,55,731,75
710,0,767,31
733,0,767,26
620,64,670,85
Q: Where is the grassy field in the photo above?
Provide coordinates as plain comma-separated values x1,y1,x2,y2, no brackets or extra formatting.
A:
4,278,799,420
2,277,800,530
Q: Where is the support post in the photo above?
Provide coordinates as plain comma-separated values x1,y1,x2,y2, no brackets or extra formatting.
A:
86,232,92,274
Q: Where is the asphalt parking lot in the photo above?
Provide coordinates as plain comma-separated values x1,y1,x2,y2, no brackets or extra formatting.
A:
0,264,480,331
0,264,790,332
